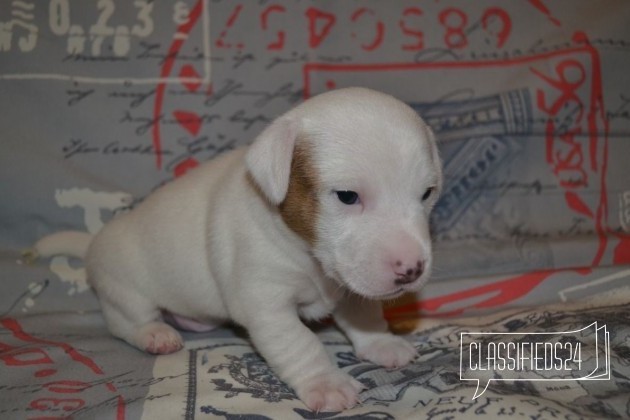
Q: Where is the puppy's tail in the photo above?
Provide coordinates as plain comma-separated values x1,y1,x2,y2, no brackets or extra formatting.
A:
23,231,94,264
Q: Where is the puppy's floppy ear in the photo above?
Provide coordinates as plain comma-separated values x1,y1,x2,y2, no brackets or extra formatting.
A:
245,117,298,205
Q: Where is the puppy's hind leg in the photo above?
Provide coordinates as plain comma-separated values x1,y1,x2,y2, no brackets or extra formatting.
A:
103,304,184,355
92,271,184,355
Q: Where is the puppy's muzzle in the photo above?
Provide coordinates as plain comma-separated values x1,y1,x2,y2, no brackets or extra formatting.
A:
393,259,424,285
382,232,426,289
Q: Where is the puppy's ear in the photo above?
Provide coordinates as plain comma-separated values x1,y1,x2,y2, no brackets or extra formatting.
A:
245,117,298,205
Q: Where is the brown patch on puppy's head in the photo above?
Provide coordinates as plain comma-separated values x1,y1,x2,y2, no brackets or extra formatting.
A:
279,139,319,245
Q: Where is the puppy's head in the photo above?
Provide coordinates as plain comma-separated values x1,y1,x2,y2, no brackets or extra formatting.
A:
246,88,442,300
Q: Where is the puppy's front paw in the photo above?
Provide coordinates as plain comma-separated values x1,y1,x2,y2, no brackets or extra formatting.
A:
137,322,184,354
356,335,417,368
296,371,364,412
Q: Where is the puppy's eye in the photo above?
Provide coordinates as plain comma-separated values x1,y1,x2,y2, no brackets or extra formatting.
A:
422,187,435,201
336,190,360,205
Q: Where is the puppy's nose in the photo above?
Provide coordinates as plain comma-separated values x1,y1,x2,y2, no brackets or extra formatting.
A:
393,259,423,285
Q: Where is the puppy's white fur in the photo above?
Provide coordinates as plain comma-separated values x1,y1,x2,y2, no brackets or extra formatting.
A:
34,88,442,412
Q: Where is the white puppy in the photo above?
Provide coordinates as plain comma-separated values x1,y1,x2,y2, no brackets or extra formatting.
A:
34,87,442,412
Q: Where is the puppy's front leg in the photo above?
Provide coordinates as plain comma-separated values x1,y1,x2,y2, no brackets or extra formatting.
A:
334,295,417,368
246,309,363,412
